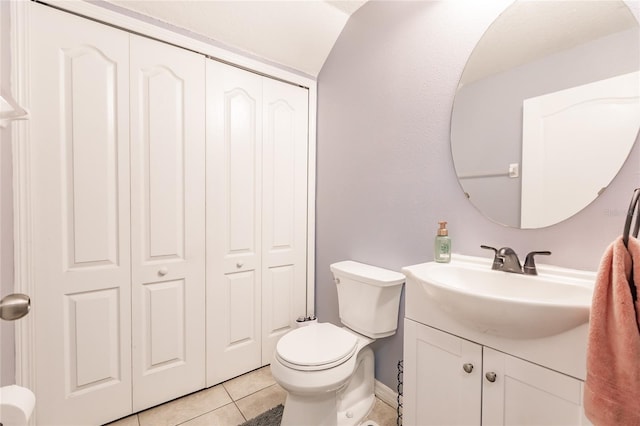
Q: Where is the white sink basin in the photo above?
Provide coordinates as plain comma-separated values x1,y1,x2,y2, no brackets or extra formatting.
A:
403,255,594,339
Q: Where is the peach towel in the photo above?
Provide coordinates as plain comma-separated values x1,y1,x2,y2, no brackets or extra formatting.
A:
585,236,640,424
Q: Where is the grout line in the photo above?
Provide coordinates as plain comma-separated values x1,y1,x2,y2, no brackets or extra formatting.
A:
220,382,248,421
234,400,248,422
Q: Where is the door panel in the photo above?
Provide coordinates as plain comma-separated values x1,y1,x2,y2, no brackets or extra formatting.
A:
261,79,309,363
62,46,121,268
142,280,186,368
30,4,132,424
206,59,263,385
130,34,205,411
65,289,121,393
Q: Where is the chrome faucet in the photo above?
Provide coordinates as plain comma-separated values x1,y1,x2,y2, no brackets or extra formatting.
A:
481,245,551,275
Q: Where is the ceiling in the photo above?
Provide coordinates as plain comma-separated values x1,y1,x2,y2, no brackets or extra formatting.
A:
104,0,368,77
104,1,637,80
461,0,639,85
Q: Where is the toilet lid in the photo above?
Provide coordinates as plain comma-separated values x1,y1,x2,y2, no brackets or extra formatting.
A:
276,323,358,369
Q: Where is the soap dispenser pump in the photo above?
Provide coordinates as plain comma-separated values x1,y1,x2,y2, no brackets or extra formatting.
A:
434,221,451,263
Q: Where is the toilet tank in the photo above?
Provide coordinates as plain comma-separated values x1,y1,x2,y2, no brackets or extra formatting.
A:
330,261,405,339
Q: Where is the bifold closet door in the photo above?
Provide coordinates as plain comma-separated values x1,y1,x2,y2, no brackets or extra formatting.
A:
29,4,132,424
130,34,206,411
261,79,309,363
206,60,263,385
206,60,309,384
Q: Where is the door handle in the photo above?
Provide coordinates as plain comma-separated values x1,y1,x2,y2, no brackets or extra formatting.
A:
0,293,31,321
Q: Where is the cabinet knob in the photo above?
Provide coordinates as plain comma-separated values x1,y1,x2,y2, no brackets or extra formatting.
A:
485,372,497,383
158,267,168,276
462,363,474,374
236,262,244,268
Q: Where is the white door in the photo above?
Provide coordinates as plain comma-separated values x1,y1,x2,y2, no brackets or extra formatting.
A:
30,4,132,424
482,348,586,425
261,78,309,364
403,320,482,426
206,60,263,385
521,71,640,228
130,34,206,411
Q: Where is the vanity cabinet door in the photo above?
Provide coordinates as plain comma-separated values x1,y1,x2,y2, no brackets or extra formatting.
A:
482,348,587,426
403,319,482,426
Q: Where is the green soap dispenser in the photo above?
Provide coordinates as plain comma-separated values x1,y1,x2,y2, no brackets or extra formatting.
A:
434,221,451,263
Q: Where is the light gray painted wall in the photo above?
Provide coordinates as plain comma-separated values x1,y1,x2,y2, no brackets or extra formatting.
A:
1,0,16,387
316,0,640,389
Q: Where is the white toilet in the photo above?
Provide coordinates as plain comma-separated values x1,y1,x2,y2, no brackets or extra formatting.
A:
271,260,405,426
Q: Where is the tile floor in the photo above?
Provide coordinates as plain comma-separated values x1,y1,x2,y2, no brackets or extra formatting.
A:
106,366,398,426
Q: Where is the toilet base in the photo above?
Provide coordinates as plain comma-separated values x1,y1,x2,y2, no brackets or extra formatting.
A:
278,344,376,426
281,391,338,426
337,347,375,426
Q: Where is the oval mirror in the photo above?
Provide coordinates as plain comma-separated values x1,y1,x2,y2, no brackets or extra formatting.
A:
451,0,640,229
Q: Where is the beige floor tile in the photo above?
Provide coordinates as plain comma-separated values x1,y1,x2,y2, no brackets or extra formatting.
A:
104,414,139,426
235,383,287,420
138,385,232,426
223,366,276,401
365,398,397,426
179,403,246,426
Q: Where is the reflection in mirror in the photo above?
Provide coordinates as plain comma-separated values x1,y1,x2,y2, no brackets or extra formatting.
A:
451,1,640,229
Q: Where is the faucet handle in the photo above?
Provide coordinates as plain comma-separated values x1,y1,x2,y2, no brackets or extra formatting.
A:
481,245,502,270
523,251,551,275
480,245,497,254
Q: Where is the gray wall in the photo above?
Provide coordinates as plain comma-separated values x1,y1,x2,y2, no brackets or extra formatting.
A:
316,0,640,389
1,0,15,387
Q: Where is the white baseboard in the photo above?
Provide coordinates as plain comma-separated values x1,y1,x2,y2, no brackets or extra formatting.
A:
374,379,398,409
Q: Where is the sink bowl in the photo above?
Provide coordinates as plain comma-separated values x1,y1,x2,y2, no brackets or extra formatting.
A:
402,255,594,339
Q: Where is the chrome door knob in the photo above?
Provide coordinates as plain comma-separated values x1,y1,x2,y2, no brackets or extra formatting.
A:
158,267,168,276
0,293,31,321
462,363,474,374
485,372,497,383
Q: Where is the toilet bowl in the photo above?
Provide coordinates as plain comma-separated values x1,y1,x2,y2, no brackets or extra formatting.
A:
271,261,404,426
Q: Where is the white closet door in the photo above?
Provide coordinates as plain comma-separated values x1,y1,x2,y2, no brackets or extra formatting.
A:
206,60,263,385
130,35,206,411
261,79,309,364
29,4,132,424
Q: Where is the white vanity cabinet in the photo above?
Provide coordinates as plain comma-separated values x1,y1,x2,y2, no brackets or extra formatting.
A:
404,319,588,426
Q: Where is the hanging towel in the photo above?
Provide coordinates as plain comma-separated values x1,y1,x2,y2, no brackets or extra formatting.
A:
584,236,640,424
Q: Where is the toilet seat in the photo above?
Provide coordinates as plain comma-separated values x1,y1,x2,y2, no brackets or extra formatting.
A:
276,323,358,371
